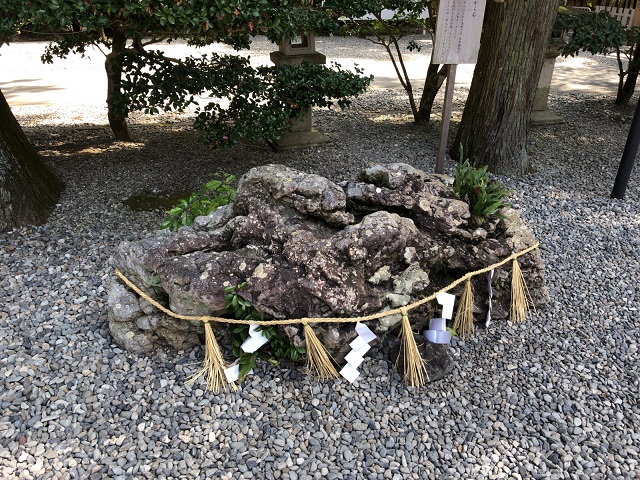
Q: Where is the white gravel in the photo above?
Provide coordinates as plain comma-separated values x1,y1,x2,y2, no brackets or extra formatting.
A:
1,36,639,479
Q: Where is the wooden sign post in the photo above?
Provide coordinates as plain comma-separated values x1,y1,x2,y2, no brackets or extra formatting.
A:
432,0,487,173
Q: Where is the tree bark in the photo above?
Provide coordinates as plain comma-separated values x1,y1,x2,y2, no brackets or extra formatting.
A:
616,40,640,106
453,0,560,174
105,25,132,141
413,0,446,124
415,63,447,123
0,89,64,232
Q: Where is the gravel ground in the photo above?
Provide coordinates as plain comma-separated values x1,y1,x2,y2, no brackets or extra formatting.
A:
1,37,639,479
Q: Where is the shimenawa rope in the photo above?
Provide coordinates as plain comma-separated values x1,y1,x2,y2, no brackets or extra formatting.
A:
114,241,539,326
113,241,540,391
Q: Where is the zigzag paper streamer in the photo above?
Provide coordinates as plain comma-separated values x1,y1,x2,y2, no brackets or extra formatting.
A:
241,325,269,353
424,317,451,344
424,292,455,344
340,322,377,383
223,363,253,383
486,269,494,327
436,292,455,320
223,325,268,383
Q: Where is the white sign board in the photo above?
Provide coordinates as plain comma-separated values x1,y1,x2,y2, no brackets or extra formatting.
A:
432,0,487,65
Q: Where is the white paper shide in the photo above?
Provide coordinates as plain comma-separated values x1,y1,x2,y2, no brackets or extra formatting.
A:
241,325,269,353
340,322,377,383
424,292,455,344
223,324,268,382
486,269,494,327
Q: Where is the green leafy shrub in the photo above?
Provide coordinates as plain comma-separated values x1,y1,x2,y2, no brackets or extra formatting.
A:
120,51,372,149
2,0,342,141
453,149,510,221
160,174,235,231
225,283,306,382
555,10,640,105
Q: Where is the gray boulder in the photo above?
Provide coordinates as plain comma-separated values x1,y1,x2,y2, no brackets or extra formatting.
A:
108,163,547,380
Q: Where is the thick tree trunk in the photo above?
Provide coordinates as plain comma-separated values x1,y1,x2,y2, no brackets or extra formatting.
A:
0,89,63,232
105,26,132,141
453,0,560,174
415,63,447,123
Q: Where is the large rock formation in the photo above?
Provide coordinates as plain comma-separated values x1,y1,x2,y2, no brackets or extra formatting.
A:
107,164,547,378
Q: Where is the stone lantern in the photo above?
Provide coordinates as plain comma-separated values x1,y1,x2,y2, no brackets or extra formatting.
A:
270,32,331,150
530,35,566,125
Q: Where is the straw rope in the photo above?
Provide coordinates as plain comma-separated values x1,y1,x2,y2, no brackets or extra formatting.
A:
114,241,539,326
397,306,428,387
510,258,536,323
453,278,474,338
303,324,339,380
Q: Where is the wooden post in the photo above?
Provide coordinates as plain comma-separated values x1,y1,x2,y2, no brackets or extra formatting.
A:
431,0,487,173
435,64,457,174
632,6,640,27
611,94,640,199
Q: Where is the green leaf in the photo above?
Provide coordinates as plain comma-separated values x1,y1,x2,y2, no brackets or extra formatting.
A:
453,156,509,219
238,353,257,381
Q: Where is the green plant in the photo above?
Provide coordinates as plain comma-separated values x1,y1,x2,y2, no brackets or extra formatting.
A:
453,147,511,220
120,52,372,150
1,1,345,141
224,283,305,382
160,173,235,231
556,10,640,105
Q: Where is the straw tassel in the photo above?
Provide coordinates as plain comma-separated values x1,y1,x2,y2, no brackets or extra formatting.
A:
398,307,428,387
185,322,236,392
304,324,339,380
510,259,534,323
453,278,474,338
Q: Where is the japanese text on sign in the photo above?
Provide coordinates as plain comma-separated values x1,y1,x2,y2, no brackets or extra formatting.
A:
432,0,487,65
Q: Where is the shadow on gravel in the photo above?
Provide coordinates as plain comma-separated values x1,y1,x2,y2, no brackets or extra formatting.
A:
123,190,193,212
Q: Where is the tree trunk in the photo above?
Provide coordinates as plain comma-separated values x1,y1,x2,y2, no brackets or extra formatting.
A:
105,25,132,141
415,63,447,123
453,0,560,174
0,89,63,232
616,40,640,106
414,0,446,124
